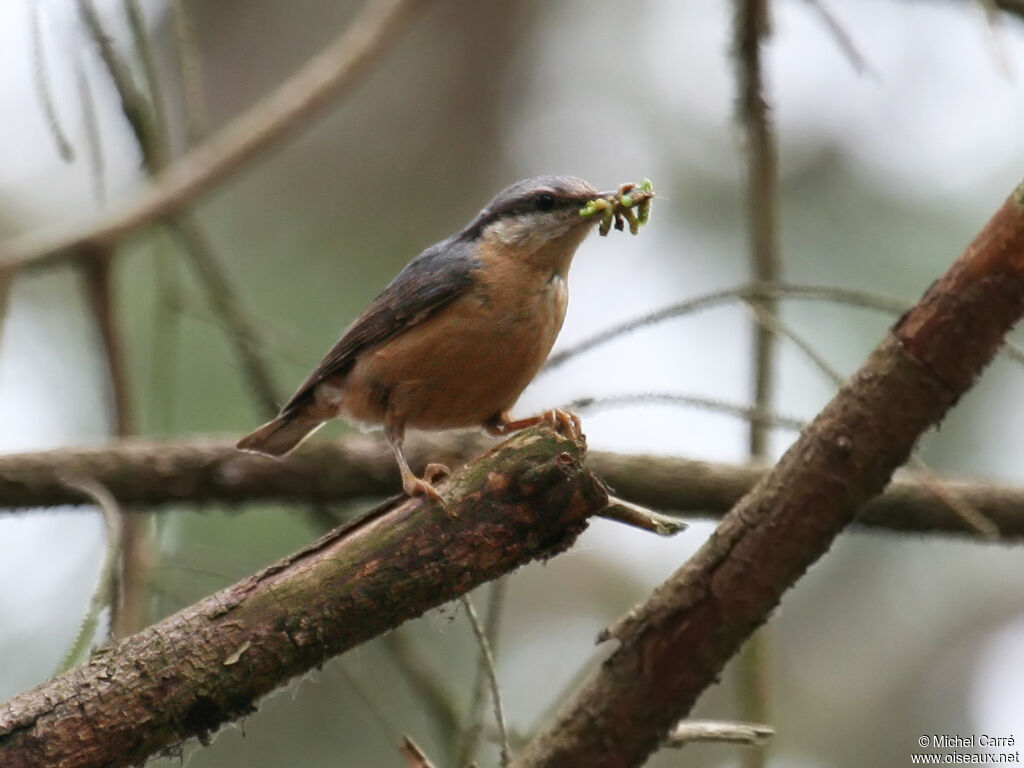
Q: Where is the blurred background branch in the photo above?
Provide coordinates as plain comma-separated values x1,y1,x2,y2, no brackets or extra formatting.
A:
0,0,426,273
2,434,1024,539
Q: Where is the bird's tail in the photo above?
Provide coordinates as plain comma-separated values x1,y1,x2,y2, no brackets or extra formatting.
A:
236,414,324,457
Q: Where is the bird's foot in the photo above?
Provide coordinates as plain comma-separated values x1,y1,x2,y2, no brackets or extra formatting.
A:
541,408,582,440
484,409,583,441
403,468,453,516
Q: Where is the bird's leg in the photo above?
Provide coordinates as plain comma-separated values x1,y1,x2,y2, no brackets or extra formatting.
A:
484,409,582,441
385,422,448,509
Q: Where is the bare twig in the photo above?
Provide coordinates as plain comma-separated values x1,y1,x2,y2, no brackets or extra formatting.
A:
460,579,509,765
598,495,687,536
55,477,124,673
29,0,75,162
801,0,874,76
77,0,159,169
73,44,106,202
1,0,427,273
543,282,906,372
122,0,170,168
81,2,282,419
566,392,806,432
665,720,774,747
460,594,511,767
171,0,206,142
165,216,283,416
400,737,438,768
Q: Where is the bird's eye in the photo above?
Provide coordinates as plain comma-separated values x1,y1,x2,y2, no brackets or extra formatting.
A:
535,192,556,211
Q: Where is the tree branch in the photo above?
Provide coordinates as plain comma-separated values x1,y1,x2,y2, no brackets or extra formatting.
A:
0,0,425,274
508,182,1024,768
1,433,1024,539
0,425,608,768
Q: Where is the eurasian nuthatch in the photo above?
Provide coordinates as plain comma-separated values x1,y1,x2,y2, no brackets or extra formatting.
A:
237,175,647,502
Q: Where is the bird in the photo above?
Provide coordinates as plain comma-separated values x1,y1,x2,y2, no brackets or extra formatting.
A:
237,175,619,504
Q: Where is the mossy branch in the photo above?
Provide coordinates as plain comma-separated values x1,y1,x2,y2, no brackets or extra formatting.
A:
0,425,607,768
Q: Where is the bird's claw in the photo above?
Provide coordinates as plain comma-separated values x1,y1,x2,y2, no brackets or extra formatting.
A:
542,408,583,441
404,474,453,516
423,462,451,483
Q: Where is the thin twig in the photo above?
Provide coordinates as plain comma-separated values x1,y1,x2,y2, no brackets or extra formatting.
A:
460,594,511,767
55,476,124,673
29,0,75,162
82,3,282,419
746,301,841,383
543,282,905,372
400,737,438,768
77,0,159,169
546,280,1024,374
73,43,105,202
165,216,283,416
566,392,806,432
459,579,509,765
801,0,874,76
907,457,1001,540
1,0,428,273
598,494,688,536
665,720,774,747
171,0,206,142
122,0,170,168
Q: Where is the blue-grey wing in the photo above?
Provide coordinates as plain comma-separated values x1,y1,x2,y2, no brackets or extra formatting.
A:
280,236,479,416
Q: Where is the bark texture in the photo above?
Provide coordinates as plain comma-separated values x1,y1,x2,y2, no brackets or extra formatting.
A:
3,435,1024,539
509,185,1024,768
0,425,606,768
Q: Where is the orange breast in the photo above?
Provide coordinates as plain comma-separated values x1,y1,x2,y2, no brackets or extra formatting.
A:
341,260,568,430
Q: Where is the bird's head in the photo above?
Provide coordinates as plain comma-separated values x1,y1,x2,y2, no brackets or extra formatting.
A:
461,175,603,274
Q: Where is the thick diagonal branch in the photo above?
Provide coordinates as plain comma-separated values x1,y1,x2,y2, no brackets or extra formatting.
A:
0,425,607,768
509,184,1024,768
